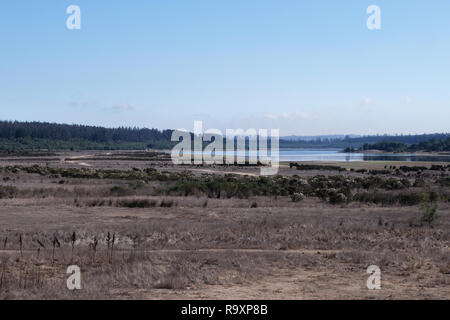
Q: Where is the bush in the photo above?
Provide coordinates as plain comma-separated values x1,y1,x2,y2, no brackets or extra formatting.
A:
290,192,304,202
399,166,427,173
437,177,450,187
129,180,147,190
290,163,344,171
110,185,131,196
160,200,175,208
413,178,426,187
0,185,18,199
153,274,186,289
353,191,423,206
86,199,106,207
420,195,438,225
369,170,391,175
400,178,411,188
116,198,157,208
382,178,408,190
397,192,423,206
329,192,347,205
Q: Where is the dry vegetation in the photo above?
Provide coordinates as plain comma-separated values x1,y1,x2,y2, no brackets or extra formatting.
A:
0,151,448,299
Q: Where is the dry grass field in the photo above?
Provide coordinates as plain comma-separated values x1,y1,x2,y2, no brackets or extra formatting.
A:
0,151,448,299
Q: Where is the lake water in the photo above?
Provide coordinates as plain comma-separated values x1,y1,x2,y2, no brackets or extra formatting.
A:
278,149,450,162
181,149,450,162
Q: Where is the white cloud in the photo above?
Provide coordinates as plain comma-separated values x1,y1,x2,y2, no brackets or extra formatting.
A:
359,97,372,107
264,113,278,120
68,100,100,109
404,96,413,105
111,103,134,111
264,110,310,120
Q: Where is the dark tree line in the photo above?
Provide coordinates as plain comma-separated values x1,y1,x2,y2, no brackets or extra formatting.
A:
0,121,176,151
355,137,450,153
281,133,450,149
0,121,173,143
361,141,408,152
0,120,449,152
409,137,450,152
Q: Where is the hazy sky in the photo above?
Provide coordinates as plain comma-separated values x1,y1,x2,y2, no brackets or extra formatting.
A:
0,1,449,135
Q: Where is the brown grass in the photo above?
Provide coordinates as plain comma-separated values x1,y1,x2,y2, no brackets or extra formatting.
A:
0,151,448,299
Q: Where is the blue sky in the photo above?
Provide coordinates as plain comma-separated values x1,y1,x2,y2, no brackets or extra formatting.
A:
0,1,449,135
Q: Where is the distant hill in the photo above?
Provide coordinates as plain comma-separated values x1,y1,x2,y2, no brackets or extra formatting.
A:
281,134,362,142
0,120,448,151
279,133,450,149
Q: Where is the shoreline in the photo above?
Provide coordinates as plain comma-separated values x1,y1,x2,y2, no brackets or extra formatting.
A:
341,149,450,156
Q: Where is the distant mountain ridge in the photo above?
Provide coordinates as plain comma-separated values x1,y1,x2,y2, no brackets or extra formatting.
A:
281,134,362,141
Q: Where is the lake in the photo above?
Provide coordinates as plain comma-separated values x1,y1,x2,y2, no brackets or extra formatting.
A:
180,149,450,162
278,149,450,162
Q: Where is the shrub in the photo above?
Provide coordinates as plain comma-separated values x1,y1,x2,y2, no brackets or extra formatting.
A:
109,185,131,196
369,170,391,175
86,199,106,207
329,192,347,205
291,163,344,171
116,198,157,208
420,195,438,225
160,200,175,208
153,274,186,290
400,178,411,188
0,185,18,199
129,180,147,190
382,178,407,190
397,192,423,206
353,191,423,206
290,192,304,203
315,188,329,201
437,177,450,187
413,178,426,188
400,166,427,172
